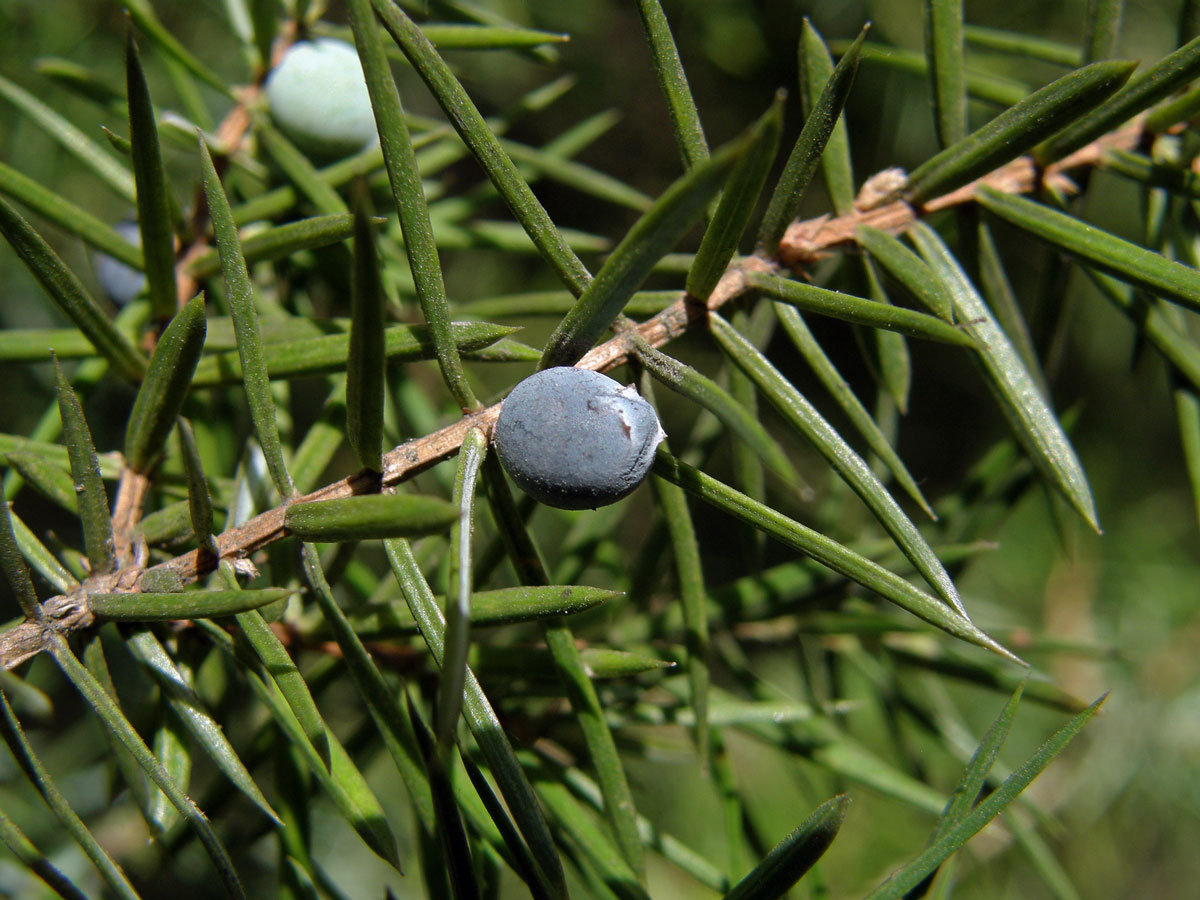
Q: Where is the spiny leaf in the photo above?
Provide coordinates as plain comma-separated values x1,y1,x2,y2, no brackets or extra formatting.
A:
479,585,624,624
930,681,1025,845
102,125,133,156
540,132,747,367
0,805,91,900
757,25,866,253
863,695,1105,899
481,454,645,876
185,214,359,279
285,494,459,542
347,202,386,472
439,426,487,751
124,629,282,827
53,358,115,575
317,18,572,58
625,698,822,729
906,58,1135,204
911,219,1100,532
925,0,967,148
800,19,856,215
567,647,672,678
849,40,1029,106
254,119,348,215
191,321,518,387
686,96,784,301
1084,0,1125,62
634,338,802,484
0,72,135,201
979,185,1200,318
199,137,293,498
348,0,477,409
385,536,567,897
745,270,973,345
723,795,849,900
649,458,710,759
709,314,968,615
5,451,78,514
50,636,246,899
532,775,650,900
464,339,538,363
124,295,206,472
652,451,1018,662
963,25,1083,67
370,0,592,297
297,542,435,840
90,587,293,620
123,0,231,97
773,303,936,518
0,196,145,382
0,498,41,621
637,0,709,171
1038,33,1200,162
126,31,178,322
856,224,954,320
176,418,216,553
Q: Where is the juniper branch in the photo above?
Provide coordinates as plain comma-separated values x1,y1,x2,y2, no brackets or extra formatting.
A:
0,119,1144,670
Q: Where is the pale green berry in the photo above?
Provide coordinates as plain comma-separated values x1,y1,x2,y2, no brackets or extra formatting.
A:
265,38,378,161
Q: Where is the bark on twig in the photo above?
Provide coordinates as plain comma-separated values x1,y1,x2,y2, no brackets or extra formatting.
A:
110,468,151,568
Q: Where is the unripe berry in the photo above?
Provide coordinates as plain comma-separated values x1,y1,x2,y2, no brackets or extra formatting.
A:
265,38,378,161
494,367,666,510
93,220,145,307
